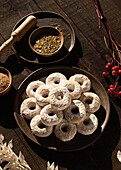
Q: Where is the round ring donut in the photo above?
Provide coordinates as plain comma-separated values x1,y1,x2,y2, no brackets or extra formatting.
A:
62,80,82,99
49,86,71,110
40,104,63,126
54,119,77,142
80,92,101,113
69,74,91,92
77,113,98,135
35,85,50,106
20,98,41,119
30,115,53,137
46,72,67,89
64,100,86,124
26,80,45,98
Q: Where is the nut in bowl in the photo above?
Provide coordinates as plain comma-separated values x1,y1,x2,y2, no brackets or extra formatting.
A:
0,66,12,96
29,26,64,57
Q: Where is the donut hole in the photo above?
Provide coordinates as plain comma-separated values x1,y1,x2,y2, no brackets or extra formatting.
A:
48,112,55,116
41,90,49,98
85,96,93,104
71,107,79,114
39,123,46,129
78,80,83,86
54,78,60,84
67,84,74,92
56,92,63,100
43,94,48,98
33,88,37,92
29,106,36,110
68,89,73,92
54,80,60,84
28,103,36,110
61,125,68,132
83,118,90,125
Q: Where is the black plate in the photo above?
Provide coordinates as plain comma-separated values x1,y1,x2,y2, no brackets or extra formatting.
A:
14,66,110,152
12,11,75,65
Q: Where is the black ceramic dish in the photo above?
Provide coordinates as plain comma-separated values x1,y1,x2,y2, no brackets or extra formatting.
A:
14,66,110,152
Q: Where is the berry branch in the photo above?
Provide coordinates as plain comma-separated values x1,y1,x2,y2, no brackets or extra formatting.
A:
92,0,121,97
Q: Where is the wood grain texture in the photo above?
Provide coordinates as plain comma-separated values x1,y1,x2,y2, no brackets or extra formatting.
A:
0,1,60,170
0,0,67,169
53,0,121,170
35,0,121,169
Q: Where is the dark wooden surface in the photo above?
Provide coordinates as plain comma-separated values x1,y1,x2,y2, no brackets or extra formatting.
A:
0,0,121,169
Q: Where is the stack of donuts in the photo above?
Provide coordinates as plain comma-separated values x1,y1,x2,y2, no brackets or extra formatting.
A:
20,72,101,142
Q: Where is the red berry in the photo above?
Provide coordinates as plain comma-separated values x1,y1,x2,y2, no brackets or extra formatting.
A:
102,72,107,77
105,65,110,69
110,85,114,88
110,88,115,92
114,66,119,71
108,89,114,94
109,88,115,94
112,70,117,76
107,63,112,68
118,91,121,96
112,67,115,70
118,70,121,74
112,66,119,71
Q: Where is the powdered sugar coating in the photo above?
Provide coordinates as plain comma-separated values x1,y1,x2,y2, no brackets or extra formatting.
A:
46,72,67,90
35,85,50,106
40,104,63,126
64,100,86,123
49,86,71,111
62,80,82,99
26,80,45,98
77,113,98,135
20,97,41,119
30,115,53,137
69,74,91,92
80,92,101,113
54,119,77,142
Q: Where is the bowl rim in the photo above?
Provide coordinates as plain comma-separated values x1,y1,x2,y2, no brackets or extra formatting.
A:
12,11,75,64
29,26,64,57
14,66,110,152
0,66,12,95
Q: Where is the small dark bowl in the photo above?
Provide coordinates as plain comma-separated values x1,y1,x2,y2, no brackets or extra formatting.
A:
29,26,64,57
0,66,12,96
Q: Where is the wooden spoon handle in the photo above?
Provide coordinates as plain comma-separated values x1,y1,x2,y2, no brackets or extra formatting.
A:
0,37,15,56
0,15,37,56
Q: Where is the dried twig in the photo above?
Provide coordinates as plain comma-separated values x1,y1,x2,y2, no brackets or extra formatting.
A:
92,0,121,97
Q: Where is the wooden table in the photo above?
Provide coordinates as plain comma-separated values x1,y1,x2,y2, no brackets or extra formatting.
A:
0,0,121,169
